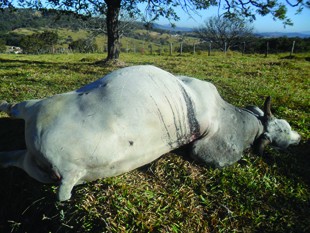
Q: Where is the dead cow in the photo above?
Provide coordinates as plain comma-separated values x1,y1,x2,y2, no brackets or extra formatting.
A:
0,65,301,201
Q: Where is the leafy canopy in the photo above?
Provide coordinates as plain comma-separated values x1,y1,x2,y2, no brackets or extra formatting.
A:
0,0,307,26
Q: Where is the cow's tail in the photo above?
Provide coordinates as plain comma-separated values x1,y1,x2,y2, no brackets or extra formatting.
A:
0,101,12,115
0,100,32,119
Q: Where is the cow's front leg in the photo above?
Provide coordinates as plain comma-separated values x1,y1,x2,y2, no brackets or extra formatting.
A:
58,169,86,201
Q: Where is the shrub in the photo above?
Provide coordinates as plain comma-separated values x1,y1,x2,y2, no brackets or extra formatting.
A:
69,38,98,53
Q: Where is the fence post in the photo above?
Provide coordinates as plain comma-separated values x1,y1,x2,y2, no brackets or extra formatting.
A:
265,41,269,57
149,44,153,55
170,43,173,56
290,40,295,57
208,42,212,56
193,43,196,54
224,42,227,55
180,42,183,55
242,42,245,56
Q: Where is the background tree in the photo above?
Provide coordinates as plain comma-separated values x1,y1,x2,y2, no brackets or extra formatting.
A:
195,16,254,51
20,31,58,54
0,0,308,62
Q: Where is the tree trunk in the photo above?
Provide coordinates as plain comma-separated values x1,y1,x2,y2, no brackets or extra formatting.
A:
105,0,121,61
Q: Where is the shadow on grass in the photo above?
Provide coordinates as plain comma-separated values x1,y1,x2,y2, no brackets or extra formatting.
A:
0,168,112,232
262,140,310,186
0,117,82,232
279,55,310,62
0,169,60,232
257,141,310,232
0,57,105,79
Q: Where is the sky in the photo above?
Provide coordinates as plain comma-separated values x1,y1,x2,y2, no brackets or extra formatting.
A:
152,3,310,33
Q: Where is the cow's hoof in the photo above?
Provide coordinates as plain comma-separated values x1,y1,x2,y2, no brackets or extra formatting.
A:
58,191,72,202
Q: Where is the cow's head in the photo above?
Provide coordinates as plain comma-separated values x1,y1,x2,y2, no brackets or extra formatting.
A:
246,97,301,155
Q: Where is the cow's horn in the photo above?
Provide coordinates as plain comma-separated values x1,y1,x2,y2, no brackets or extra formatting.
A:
263,96,273,119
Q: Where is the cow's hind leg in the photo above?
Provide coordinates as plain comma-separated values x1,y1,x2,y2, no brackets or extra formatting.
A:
58,168,86,202
0,150,56,183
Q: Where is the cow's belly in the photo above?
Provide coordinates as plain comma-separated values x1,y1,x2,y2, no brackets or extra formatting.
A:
35,105,196,181
79,140,171,182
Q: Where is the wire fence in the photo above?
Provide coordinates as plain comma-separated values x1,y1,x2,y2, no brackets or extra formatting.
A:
5,36,310,56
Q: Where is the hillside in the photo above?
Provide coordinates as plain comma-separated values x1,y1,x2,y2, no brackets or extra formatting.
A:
1,8,310,55
0,8,102,32
0,8,194,54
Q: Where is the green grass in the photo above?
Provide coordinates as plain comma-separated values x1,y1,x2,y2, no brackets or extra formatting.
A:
0,52,309,232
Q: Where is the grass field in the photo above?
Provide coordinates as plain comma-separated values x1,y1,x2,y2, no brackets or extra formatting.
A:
0,52,309,232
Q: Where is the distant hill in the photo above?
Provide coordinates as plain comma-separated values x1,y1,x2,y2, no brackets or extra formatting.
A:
153,23,193,32
153,24,310,38
1,8,309,55
153,23,310,38
256,32,310,38
0,8,84,32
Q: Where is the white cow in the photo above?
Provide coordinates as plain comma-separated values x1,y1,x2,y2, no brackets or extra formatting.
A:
0,65,300,201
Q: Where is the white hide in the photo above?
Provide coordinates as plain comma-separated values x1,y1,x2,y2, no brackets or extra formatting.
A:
0,65,217,201
0,65,300,201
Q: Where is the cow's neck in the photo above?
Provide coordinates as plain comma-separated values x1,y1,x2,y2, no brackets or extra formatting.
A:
191,102,265,168
218,102,264,150
239,107,264,147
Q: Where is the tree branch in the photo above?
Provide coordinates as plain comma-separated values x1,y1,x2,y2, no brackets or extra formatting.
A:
285,0,303,7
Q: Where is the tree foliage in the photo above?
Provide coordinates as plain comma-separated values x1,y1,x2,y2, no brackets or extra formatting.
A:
20,31,58,54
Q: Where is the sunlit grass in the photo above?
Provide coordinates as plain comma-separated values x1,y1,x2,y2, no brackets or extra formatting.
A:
0,52,309,232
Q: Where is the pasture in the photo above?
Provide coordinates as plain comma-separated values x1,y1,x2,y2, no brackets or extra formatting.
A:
0,52,309,232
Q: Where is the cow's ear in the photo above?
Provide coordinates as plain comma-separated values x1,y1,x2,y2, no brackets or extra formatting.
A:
254,133,271,156
263,96,273,119
245,106,264,117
